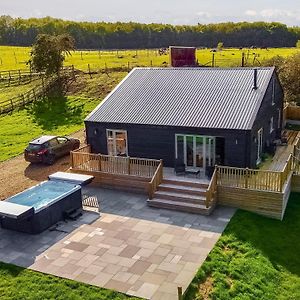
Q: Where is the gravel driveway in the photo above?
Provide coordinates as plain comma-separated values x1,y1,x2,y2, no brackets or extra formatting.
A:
0,130,85,200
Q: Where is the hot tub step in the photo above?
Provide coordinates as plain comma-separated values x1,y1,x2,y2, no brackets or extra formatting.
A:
63,208,82,221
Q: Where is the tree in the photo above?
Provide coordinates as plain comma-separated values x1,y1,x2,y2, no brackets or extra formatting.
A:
280,53,300,104
217,42,224,50
297,40,300,48
29,33,74,76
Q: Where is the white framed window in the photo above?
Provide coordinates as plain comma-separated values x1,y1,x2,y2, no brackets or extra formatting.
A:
270,117,274,133
257,128,263,164
106,129,128,156
272,78,275,106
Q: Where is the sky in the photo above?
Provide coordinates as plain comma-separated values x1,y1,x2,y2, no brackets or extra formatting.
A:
1,0,300,26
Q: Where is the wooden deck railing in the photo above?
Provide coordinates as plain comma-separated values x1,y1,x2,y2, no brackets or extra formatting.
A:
148,160,163,200
205,168,218,208
217,166,283,192
71,149,161,178
73,145,91,153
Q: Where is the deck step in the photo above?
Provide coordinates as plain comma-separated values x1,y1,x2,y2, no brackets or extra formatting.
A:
162,179,209,189
154,190,206,205
158,183,207,196
147,198,211,215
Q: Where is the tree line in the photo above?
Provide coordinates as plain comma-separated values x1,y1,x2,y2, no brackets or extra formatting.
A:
0,16,300,49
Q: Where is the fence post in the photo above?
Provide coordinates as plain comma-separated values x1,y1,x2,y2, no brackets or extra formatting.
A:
280,170,284,192
98,154,102,172
245,168,249,189
87,64,92,79
177,287,183,300
10,99,14,110
127,157,131,175
70,151,74,169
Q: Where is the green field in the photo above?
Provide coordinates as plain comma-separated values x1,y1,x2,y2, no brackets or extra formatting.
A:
0,46,299,72
0,72,126,162
184,193,300,300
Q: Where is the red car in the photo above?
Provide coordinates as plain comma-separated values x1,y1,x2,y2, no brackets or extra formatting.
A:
24,135,80,165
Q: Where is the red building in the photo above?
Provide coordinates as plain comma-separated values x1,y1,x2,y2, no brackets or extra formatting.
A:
169,46,197,67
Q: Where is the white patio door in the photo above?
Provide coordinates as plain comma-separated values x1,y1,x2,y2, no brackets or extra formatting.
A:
257,128,263,164
107,129,128,156
175,135,215,170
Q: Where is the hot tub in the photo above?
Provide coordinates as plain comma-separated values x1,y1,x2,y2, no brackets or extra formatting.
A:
0,180,82,234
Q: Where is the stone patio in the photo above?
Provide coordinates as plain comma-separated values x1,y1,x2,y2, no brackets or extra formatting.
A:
0,187,235,300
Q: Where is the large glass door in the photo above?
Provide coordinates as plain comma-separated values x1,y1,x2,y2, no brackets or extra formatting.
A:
107,129,128,156
175,135,215,170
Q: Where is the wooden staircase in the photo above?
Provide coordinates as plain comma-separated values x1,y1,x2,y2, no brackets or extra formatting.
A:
147,179,215,215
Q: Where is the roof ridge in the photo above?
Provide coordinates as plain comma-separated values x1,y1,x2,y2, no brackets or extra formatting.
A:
132,67,274,71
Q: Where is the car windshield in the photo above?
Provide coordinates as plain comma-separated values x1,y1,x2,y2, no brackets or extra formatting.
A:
27,143,42,152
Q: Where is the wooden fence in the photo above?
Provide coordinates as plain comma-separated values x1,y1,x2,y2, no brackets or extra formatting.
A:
0,69,45,87
148,160,163,199
0,68,76,115
217,166,283,192
71,150,161,178
205,168,218,208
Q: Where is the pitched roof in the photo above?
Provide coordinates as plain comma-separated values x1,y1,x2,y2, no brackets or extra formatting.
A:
85,67,275,130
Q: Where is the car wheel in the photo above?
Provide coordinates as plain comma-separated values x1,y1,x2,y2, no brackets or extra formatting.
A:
45,154,55,165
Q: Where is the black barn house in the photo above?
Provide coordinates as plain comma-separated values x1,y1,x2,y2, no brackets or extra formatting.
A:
85,67,284,170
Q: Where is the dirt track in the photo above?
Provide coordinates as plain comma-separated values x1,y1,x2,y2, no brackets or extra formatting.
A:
0,130,85,200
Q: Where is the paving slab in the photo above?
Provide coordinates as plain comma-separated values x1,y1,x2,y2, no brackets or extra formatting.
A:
0,187,235,300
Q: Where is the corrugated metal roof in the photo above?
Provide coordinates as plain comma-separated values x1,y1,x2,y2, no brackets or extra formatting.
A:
85,67,275,130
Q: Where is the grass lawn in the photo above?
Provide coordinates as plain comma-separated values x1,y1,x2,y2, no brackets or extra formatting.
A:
184,192,300,300
0,262,140,300
0,77,43,107
0,46,299,72
0,72,126,162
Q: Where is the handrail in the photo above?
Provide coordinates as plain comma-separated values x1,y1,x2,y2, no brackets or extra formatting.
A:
71,150,161,178
148,160,163,199
72,144,91,153
217,165,282,192
205,168,218,208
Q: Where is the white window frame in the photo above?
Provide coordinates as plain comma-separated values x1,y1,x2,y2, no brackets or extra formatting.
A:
270,117,274,133
272,78,275,106
106,129,128,156
257,128,263,165
175,134,216,170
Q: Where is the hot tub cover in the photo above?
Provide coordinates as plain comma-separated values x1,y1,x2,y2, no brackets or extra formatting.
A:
0,201,34,220
49,172,94,186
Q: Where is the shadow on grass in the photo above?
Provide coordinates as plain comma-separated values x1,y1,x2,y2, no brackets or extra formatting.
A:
26,88,83,131
0,262,23,277
225,193,300,276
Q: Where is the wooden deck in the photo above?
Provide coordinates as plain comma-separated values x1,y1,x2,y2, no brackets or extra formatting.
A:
217,130,300,220
70,132,300,220
262,130,299,171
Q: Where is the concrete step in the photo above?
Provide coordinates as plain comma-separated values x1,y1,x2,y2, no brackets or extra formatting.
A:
158,183,207,196
162,179,209,189
147,198,211,215
154,190,206,205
